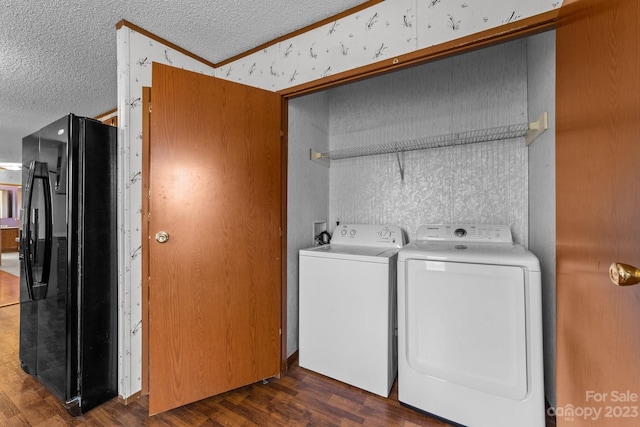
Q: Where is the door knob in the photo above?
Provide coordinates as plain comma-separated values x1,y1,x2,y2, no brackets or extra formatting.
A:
155,231,170,243
609,262,640,286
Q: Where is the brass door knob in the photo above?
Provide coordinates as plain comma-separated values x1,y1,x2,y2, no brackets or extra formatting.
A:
609,262,640,286
155,231,169,243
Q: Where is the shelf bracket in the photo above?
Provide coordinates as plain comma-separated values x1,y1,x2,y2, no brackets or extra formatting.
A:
396,150,405,181
525,112,549,146
310,149,330,167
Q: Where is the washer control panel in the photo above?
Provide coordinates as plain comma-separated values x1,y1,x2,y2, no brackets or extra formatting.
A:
415,224,513,243
330,224,405,248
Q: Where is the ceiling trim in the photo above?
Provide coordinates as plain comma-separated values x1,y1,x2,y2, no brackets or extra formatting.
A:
215,0,384,68
117,3,383,71
115,6,558,101
116,19,217,69
279,9,559,98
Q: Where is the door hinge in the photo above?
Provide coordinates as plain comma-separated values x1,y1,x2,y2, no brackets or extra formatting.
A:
279,227,283,237
148,102,152,114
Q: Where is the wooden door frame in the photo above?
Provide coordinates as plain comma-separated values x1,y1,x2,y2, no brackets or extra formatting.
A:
140,9,559,397
280,98,289,371
141,86,151,395
279,10,558,98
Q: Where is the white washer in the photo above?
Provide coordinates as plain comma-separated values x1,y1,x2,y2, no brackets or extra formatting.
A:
397,224,544,427
299,224,405,397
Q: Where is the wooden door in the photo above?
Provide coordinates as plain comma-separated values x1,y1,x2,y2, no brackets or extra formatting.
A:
148,63,282,415
556,0,640,426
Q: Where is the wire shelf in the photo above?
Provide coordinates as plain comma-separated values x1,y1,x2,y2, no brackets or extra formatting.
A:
321,123,530,161
309,113,548,180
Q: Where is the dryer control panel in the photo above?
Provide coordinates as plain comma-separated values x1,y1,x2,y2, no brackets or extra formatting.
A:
330,224,405,248
416,224,513,243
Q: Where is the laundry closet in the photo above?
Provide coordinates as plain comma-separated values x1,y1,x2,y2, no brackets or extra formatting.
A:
287,31,556,406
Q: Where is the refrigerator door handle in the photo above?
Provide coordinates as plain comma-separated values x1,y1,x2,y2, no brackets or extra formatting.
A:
22,162,35,300
32,208,39,266
22,161,53,301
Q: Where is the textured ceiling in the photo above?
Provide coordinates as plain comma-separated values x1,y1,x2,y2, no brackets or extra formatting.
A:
0,0,368,162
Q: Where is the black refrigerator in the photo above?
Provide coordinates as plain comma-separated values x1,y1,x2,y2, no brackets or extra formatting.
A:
19,114,118,415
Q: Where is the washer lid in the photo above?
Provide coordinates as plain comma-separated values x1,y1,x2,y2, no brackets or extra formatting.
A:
398,241,540,271
299,244,399,263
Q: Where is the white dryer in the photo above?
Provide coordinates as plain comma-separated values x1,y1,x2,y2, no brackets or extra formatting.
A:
397,224,544,427
299,224,405,397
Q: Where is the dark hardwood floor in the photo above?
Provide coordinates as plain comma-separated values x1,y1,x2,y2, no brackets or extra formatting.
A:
0,269,19,308
0,276,556,426
0,301,451,426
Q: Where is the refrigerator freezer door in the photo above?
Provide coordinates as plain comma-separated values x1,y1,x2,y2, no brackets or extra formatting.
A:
19,114,117,415
20,116,78,409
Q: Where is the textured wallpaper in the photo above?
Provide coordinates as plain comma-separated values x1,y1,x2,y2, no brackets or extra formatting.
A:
526,31,557,407
287,91,331,357
417,0,562,48
277,0,416,89
329,140,528,244
217,0,561,91
326,38,529,245
216,0,416,91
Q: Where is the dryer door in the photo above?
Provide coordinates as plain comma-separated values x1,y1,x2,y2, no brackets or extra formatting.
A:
405,260,528,400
